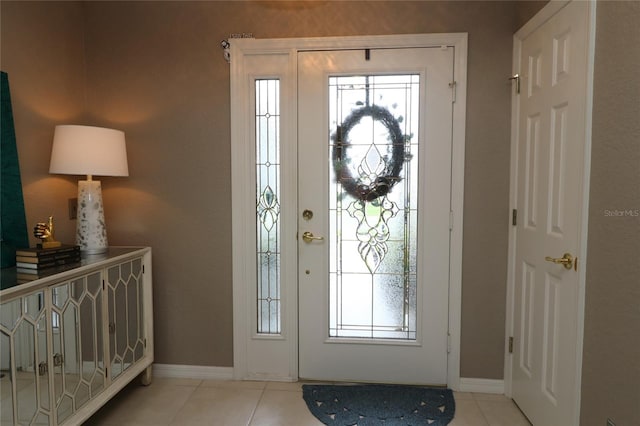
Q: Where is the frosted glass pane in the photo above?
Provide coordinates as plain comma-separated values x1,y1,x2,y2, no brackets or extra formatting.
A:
339,273,373,328
374,241,406,274
372,274,406,328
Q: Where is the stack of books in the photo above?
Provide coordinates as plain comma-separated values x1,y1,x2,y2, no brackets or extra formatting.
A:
16,245,81,282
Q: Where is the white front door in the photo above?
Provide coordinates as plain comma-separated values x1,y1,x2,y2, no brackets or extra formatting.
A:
298,48,454,385
510,2,593,424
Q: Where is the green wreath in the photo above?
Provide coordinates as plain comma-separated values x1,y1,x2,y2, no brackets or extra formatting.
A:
332,105,406,202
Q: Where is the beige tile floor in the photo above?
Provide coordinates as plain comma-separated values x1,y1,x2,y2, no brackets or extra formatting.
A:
84,378,531,426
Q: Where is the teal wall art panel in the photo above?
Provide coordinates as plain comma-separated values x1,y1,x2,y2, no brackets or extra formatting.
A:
1,71,29,267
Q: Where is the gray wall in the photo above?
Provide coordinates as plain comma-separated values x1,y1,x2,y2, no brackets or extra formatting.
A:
0,1,86,245
580,2,640,425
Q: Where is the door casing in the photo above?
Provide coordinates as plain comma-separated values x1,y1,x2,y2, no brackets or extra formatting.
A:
230,34,468,388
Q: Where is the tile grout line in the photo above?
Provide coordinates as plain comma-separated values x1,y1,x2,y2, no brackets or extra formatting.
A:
166,382,201,426
246,385,268,426
471,393,493,426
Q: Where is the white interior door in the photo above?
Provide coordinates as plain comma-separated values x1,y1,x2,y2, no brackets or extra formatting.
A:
510,2,592,424
298,47,454,385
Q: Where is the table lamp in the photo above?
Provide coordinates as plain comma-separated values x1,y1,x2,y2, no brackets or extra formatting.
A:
49,125,128,254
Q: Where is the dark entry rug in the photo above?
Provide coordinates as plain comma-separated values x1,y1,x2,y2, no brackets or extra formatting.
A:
302,384,455,426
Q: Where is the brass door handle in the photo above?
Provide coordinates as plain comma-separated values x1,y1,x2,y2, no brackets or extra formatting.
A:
302,231,324,243
544,253,575,270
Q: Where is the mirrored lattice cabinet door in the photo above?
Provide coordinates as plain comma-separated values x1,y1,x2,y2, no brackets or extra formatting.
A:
105,258,146,381
0,291,51,425
0,274,107,425
50,272,105,424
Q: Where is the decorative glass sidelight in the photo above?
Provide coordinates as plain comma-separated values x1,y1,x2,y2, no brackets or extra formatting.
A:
256,79,281,334
329,75,419,340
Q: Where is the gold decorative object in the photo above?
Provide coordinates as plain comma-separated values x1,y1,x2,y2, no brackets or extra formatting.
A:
34,216,62,248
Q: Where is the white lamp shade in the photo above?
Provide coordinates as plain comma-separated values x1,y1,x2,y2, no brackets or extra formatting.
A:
49,125,129,177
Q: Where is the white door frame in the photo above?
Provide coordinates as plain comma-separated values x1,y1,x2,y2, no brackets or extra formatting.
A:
230,33,467,389
504,0,596,419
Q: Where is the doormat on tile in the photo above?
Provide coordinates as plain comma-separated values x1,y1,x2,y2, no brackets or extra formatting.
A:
302,384,455,426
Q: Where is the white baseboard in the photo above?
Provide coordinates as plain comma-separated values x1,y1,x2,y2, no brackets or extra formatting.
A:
151,366,504,394
244,372,298,382
152,364,233,380
459,377,505,394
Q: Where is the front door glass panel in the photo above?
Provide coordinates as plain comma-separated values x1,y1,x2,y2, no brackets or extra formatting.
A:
328,75,419,340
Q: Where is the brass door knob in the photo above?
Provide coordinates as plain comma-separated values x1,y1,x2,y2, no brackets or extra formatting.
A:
544,253,575,270
302,231,324,243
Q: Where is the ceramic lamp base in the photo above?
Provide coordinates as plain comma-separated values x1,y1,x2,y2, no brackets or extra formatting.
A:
77,180,108,254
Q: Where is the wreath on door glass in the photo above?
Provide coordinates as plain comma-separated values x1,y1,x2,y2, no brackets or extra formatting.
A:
331,104,406,202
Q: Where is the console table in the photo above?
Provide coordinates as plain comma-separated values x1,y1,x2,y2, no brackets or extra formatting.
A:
0,247,153,425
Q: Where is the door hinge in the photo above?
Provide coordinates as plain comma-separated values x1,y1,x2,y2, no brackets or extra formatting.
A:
512,209,517,226
447,333,452,354
508,74,520,94
509,336,514,354
449,81,457,103
449,211,454,230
